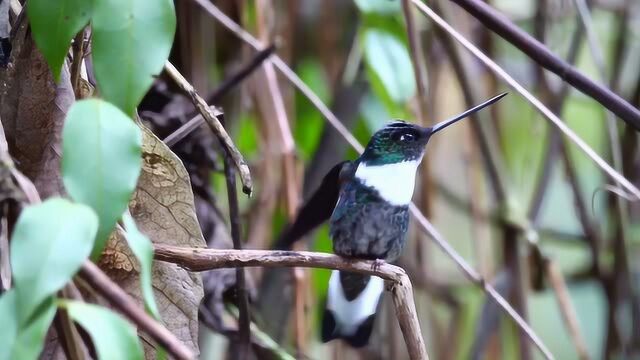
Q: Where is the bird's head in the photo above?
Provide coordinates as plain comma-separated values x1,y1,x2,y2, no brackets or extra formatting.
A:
360,92,507,166
360,121,430,165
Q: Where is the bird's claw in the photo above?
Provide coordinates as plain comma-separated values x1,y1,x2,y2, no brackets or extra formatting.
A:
371,259,385,272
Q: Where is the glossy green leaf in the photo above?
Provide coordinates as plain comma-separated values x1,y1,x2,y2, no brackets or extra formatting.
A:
0,290,19,358
122,212,160,319
62,99,142,259
27,0,93,81
0,291,57,360
10,198,98,323
362,28,416,104
91,0,176,115
63,301,144,360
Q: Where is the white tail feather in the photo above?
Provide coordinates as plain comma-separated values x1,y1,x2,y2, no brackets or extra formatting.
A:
326,270,384,336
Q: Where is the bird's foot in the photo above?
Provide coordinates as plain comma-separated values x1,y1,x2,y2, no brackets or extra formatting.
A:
371,259,386,272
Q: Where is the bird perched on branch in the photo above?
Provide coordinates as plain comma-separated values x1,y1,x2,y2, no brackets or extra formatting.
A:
276,92,507,347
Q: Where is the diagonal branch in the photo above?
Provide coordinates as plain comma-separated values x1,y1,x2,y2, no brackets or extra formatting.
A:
186,0,552,358
447,0,640,129
154,245,429,360
163,45,276,148
411,0,640,202
78,262,195,360
163,61,253,195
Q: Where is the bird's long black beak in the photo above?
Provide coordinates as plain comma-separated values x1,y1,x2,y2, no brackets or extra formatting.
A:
430,92,508,135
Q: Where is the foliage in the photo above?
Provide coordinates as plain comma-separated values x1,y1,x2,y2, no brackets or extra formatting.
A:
62,301,145,360
91,0,176,115
0,0,177,358
0,198,97,360
26,0,92,82
62,99,142,258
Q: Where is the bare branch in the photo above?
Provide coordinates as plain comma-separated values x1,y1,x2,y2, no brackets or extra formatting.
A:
163,61,253,195
153,245,429,360
163,45,276,148
70,28,87,98
187,0,363,153
447,0,640,128
222,139,251,360
545,260,590,360
78,262,196,360
401,0,429,125
411,0,640,202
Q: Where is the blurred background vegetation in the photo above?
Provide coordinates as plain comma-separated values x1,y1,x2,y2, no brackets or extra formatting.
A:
140,0,640,359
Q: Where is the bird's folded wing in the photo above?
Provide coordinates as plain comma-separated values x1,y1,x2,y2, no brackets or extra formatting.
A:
273,160,353,249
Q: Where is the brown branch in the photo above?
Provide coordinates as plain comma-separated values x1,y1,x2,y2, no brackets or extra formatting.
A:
447,0,640,129
163,61,253,195
163,45,276,148
187,0,364,153
545,259,590,360
153,245,429,360
70,28,87,98
431,0,509,203
401,0,429,125
78,262,195,360
222,127,251,360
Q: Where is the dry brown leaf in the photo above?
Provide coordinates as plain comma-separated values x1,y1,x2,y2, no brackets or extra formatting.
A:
0,16,70,199
98,124,206,358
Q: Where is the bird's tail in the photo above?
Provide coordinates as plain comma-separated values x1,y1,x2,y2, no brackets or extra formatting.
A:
321,270,384,347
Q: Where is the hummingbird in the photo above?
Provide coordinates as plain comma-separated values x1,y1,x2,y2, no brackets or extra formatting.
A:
275,93,507,347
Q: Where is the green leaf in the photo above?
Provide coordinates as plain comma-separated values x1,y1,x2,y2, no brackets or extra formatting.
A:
11,298,57,360
62,99,142,259
0,291,57,360
10,198,98,323
0,290,19,358
62,301,144,360
122,212,160,319
27,0,93,81
91,0,176,115
362,28,416,104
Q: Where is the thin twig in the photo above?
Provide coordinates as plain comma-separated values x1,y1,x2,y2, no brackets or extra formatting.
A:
431,0,509,203
430,3,530,356
411,0,640,202
226,305,296,360
223,140,251,360
527,0,584,223
188,1,551,358
153,245,429,360
401,0,429,125
574,0,631,269
78,262,195,360
187,0,363,154
70,28,87,98
408,206,552,359
545,259,591,360
163,61,253,195
163,45,276,148
58,285,91,360
401,0,435,289
447,0,640,128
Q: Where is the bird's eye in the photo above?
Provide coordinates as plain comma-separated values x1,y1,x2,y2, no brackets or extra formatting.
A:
399,133,415,142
